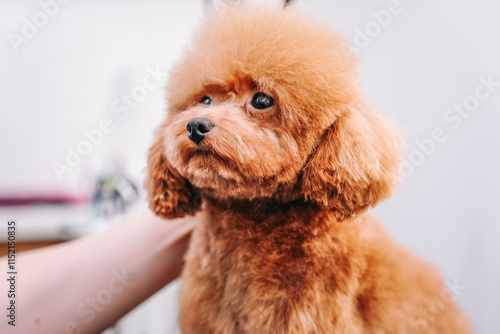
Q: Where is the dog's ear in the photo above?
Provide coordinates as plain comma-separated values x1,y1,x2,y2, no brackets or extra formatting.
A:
301,102,402,220
145,134,201,219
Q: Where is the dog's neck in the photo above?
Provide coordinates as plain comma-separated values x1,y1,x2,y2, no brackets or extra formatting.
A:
202,195,330,230
198,195,355,268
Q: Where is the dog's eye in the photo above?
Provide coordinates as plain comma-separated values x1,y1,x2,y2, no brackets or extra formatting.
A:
200,96,212,105
251,93,275,110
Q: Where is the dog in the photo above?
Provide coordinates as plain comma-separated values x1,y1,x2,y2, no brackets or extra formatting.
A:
145,3,471,333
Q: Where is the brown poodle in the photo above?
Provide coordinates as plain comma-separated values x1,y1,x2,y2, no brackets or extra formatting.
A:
146,4,471,333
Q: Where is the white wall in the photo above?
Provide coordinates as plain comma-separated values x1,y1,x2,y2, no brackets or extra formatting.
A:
1,0,498,332
0,0,204,195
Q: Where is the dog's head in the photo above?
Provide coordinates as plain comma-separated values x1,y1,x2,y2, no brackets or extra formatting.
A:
146,4,402,220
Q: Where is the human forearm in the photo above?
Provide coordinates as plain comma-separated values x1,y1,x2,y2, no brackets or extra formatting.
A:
0,210,195,334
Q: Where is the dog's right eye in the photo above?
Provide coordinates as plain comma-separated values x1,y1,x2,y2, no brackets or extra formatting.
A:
200,96,212,105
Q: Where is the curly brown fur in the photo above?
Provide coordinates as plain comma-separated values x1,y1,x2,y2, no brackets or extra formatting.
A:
146,3,470,333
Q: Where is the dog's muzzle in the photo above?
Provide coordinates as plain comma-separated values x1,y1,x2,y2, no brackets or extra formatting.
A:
187,118,214,144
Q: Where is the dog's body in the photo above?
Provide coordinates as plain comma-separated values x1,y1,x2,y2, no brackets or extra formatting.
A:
146,4,470,333
180,206,468,333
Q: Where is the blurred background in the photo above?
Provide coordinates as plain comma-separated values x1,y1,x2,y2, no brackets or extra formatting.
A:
0,0,498,333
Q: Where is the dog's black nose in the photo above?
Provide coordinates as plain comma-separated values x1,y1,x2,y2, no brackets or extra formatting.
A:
187,118,214,144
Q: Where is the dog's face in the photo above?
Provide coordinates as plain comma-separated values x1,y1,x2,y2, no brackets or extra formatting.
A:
146,5,402,220
163,80,303,199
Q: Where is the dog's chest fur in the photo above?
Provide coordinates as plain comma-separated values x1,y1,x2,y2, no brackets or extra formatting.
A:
178,201,366,333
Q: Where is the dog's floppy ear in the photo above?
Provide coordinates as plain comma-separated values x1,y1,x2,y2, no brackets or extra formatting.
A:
301,101,402,220
145,134,201,219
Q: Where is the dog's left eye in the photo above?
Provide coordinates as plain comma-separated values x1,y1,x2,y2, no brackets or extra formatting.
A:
200,96,212,105
251,93,275,110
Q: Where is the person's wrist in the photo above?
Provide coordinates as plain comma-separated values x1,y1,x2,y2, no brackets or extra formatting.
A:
142,209,196,245
140,209,196,268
